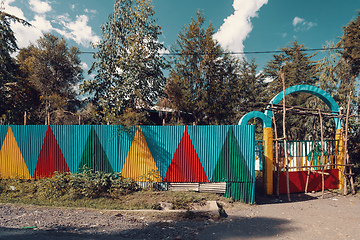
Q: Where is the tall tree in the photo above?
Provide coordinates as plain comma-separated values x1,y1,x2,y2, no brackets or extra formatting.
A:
17,33,83,124
0,9,32,123
264,41,319,140
337,11,360,169
164,12,245,125
82,0,168,125
337,11,360,86
236,58,268,118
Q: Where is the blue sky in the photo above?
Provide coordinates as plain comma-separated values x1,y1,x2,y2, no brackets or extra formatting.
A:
3,0,360,80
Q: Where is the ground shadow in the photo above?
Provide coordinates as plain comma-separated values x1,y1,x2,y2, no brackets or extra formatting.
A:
0,215,295,240
254,173,318,205
197,217,295,240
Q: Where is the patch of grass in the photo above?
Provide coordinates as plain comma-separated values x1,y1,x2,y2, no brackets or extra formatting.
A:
0,169,244,210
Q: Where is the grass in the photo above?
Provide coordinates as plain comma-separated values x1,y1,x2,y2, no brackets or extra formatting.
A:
0,170,242,211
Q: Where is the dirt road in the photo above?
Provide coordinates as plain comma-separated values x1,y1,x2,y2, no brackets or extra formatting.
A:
0,191,359,240
199,191,360,240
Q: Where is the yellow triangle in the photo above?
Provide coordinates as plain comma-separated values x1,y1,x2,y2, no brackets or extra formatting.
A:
0,126,31,179
121,126,161,182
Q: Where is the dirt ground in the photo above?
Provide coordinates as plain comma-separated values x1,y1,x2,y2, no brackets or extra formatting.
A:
0,191,359,240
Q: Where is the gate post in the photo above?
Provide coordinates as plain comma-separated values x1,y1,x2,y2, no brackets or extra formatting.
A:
335,129,344,189
238,111,273,195
263,127,273,195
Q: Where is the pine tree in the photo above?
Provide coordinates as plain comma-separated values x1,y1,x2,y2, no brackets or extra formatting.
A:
264,41,319,140
0,10,31,123
164,12,243,125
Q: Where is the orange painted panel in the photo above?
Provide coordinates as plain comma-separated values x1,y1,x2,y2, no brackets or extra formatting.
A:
0,126,31,178
121,127,161,182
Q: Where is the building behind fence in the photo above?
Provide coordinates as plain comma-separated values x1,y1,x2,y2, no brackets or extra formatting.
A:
0,125,255,203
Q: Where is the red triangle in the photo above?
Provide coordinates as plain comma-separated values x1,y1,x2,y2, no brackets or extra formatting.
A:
33,126,69,178
164,126,208,182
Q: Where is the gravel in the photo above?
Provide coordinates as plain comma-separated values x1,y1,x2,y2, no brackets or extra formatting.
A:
0,204,219,240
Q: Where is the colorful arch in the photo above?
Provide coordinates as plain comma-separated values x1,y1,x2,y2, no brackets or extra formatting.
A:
239,85,342,195
264,84,340,129
238,111,272,128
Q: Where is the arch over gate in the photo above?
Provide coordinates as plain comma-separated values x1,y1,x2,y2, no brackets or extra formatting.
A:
238,111,272,128
239,85,343,195
264,84,341,129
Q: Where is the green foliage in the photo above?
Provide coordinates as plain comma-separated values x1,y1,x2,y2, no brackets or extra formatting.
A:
139,169,162,182
235,58,268,123
0,168,139,202
337,11,360,82
82,0,168,125
164,12,256,125
16,33,83,124
264,41,319,140
170,192,206,210
0,10,34,124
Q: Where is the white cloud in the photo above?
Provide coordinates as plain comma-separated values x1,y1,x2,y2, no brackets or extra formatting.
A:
84,9,97,14
54,14,100,47
3,0,100,50
17,15,53,47
29,0,51,14
3,0,26,19
3,0,52,48
292,17,304,26
81,62,89,70
264,76,273,83
292,16,316,31
214,0,268,53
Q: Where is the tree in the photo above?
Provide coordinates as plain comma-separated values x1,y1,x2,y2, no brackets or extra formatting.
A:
236,58,268,119
337,11,360,85
164,12,245,125
336,11,360,170
82,0,168,125
0,9,32,123
17,33,83,124
264,41,319,140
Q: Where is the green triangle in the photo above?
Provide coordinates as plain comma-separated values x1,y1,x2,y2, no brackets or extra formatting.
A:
79,127,114,173
211,127,252,183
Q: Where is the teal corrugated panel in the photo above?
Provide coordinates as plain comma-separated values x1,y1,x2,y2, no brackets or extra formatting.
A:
79,127,113,173
141,125,185,179
0,125,9,149
187,125,230,180
233,125,255,203
11,125,48,176
93,125,136,172
232,125,255,178
51,125,91,172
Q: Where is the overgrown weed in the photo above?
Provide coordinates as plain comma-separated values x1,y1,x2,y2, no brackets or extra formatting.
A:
0,168,238,210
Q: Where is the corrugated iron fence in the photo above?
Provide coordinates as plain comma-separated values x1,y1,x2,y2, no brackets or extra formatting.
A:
0,125,255,203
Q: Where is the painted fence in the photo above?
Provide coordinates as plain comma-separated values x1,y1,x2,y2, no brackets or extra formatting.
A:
274,140,339,193
0,125,255,203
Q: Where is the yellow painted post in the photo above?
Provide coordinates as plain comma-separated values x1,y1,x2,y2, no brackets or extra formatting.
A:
335,129,344,189
263,127,273,195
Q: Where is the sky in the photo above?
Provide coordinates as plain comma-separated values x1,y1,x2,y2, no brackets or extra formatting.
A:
2,0,360,82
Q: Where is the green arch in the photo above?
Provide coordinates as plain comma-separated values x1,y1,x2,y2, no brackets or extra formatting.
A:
238,111,272,128
264,85,340,129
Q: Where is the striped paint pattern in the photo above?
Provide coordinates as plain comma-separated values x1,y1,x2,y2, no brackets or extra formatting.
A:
0,125,255,203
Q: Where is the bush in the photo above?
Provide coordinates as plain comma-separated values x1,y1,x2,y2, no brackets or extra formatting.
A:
0,167,140,201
